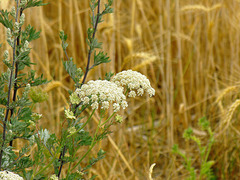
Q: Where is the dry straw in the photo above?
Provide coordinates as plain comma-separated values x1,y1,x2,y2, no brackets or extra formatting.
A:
181,3,222,12
121,52,157,70
1,0,240,178
148,163,156,180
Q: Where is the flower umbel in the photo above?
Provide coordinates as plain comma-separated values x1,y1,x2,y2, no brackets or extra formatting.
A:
65,109,76,120
29,87,48,103
111,70,155,97
49,174,58,180
70,80,128,112
0,171,23,180
115,114,123,123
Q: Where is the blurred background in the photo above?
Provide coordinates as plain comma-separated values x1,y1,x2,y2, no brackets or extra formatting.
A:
1,0,240,179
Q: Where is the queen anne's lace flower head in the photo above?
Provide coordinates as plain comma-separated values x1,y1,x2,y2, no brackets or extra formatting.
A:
111,70,155,97
0,171,23,180
70,80,128,112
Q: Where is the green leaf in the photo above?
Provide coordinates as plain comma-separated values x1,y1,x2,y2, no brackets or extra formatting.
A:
0,9,14,29
38,129,50,146
87,28,94,41
183,128,193,140
62,59,83,85
92,51,110,68
91,38,102,49
21,25,41,42
0,76,7,105
83,149,105,171
104,72,114,81
18,107,32,121
17,50,34,70
59,30,68,50
198,116,210,130
172,144,179,154
200,160,215,177
24,0,48,9
26,70,49,87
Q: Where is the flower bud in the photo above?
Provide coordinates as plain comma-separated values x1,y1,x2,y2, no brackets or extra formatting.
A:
49,174,58,180
31,113,43,121
24,40,29,49
115,114,123,123
68,126,77,135
19,13,25,25
10,7,16,17
6,28,12,40
3,50,9,59
65,109,76,120
29,87,49,103
14,22,20,34
20,0,27,7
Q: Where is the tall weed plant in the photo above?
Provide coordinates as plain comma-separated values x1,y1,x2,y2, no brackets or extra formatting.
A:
0,0,155,179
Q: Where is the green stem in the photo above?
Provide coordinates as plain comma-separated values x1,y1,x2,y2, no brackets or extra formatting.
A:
31,141,65,180
67,109,96,138
204,128,214,163
100,112,116,127
0,0,20,169
70,113,104,172
70,141,97,172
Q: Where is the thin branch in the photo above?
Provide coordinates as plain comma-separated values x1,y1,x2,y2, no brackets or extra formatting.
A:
73,0,102,112
63,46,70,62
81,0,101,86
57,145,66,178
10,8,24,147
0,0,20,169
58,0,105,177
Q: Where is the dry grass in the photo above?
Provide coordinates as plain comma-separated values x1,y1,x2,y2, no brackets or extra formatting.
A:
1,0,240,179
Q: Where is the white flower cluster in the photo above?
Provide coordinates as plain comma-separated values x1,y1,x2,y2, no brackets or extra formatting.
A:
111,70,155,97
70,80,128,112
49,174,59,180
0,171,23,180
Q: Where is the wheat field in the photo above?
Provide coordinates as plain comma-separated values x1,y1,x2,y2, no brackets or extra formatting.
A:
1,0,240,179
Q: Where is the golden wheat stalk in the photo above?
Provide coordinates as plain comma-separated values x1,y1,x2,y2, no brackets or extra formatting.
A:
121,52,157,70
181,3,222,12
215,99,240,137
215,86,238,104
224,99,240,125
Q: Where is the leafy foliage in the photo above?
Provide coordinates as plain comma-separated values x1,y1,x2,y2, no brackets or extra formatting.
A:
0,10,14,29
172,117,216,180
0,0,121,179
23,0,48,10
62,59,83,86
